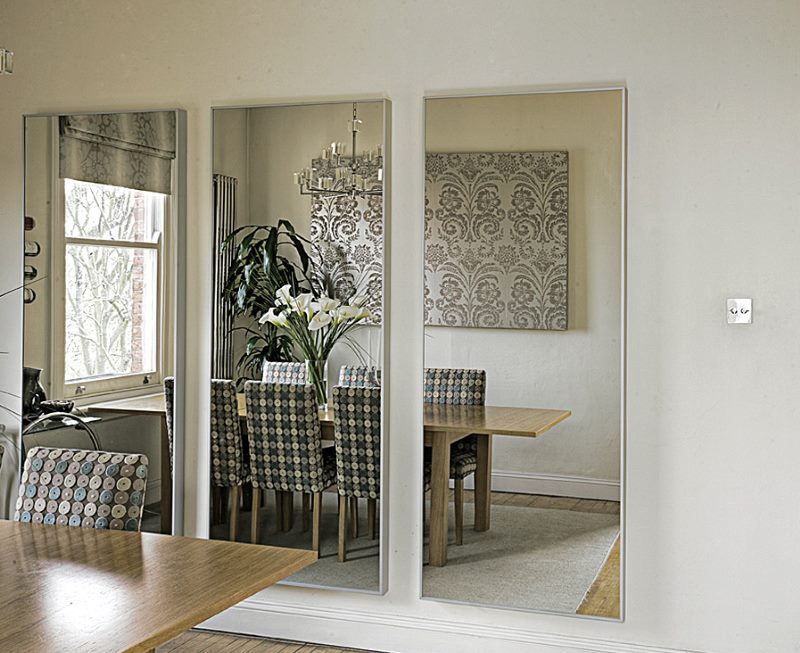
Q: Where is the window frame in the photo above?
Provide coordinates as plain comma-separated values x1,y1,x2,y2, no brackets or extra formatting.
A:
50,153,172,402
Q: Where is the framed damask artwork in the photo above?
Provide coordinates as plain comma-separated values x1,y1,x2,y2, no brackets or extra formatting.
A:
310,157,383,323
425,151,568,330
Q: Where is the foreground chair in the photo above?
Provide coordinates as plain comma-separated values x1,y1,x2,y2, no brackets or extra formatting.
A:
210,379,248,541
14,446,149,530
423,367,486,544
245,380,336,552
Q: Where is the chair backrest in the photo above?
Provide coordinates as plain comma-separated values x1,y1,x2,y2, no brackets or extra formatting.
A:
210,379,246,488
332,385,381,499
164,377,175,475
423,368,486,406
338,365,381,388
245,380,327,493
14,446,148,530
262,361,308,384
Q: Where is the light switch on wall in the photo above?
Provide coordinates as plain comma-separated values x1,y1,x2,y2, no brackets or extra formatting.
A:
727,298,752,324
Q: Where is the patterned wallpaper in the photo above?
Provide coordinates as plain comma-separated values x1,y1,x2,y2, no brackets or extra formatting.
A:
309,157,383,323
425,151,568,330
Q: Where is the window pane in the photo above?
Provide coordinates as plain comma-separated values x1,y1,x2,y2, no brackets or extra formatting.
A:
65,244,158,382
64,179,163,242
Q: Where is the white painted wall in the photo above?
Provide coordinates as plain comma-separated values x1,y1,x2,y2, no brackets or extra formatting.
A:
1,2,799,653
425,91,622,490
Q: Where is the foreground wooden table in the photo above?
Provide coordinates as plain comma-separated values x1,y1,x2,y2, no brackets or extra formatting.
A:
86,394,173,535
0,521,316,653
423,404,571,567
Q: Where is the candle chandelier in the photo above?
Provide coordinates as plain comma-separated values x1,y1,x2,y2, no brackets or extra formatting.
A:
294,103,383,198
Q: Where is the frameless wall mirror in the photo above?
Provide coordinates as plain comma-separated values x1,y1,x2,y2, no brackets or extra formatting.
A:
421,89,625,618
8,110,187,535
210,99,390,593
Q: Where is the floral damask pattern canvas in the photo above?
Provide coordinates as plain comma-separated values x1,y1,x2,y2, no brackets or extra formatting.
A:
309,157,383,323
425,152,568,330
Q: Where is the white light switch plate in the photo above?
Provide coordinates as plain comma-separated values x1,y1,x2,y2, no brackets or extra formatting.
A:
727,298,752,324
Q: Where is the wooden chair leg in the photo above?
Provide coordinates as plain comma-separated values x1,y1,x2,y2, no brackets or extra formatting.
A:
281,491,294,532
273,490,283,533
312,492,323,553
250,488,260,544
338,494,347,562
229,485,240,542
302,493,310,532
454,478,464,545
349,496,359,538
368,498,377,540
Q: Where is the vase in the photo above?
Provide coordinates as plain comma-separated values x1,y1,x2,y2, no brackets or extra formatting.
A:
305,358,329,410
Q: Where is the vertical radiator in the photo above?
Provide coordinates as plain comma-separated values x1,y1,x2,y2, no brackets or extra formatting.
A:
212,174,237,380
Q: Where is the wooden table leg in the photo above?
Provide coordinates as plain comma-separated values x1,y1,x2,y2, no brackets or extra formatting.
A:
159,415,172,535
474,433,492,532
428,432,451,567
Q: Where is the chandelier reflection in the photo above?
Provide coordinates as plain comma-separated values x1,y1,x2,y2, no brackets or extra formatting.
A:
294,103,383,198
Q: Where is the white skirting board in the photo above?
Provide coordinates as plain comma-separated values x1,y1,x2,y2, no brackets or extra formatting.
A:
200,600,706,653
460,470,620,502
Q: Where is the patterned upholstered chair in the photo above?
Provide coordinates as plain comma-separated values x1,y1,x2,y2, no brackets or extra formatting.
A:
210,379,248,541
332,385,381,562
245,380,336,552
262,361,308,384
338,365,381,388
14,446,148,531
423,367,486,544
164,377,175,476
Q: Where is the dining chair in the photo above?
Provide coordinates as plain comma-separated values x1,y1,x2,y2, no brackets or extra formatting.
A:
423,367,486,545
338,365,381,388
245,380,336,553
331,385,381,562
164,377,175,476
261,360,311,530
210,379,248,541
262,361,308,384
14,446,149,530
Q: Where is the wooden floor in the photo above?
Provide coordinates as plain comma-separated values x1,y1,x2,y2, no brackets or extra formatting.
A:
163,492,620,651
157,630,365,652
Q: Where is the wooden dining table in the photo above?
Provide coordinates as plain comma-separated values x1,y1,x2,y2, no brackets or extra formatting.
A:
87,392,570,568
0,520,316,653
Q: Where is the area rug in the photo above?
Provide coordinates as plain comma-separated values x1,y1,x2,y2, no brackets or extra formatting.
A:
212,495,619,607
422,502,619,613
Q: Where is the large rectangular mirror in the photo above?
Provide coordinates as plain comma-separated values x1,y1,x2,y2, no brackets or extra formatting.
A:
4,110,186,534
421,89,625,618
210,99,389,592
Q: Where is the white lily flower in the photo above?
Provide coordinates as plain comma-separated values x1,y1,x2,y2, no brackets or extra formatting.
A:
350,295,368,307
308,311,333,331
356,307,372,320
276,284,292,306
260,307,288,327
337,305,361,321
317,296,341,312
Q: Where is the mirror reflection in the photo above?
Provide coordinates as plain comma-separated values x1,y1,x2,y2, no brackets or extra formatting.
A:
8,111,184,535
210,100,387,592
422,90,624,618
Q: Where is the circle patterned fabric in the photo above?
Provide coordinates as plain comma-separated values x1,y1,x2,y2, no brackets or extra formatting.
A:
262,361,308,385
245,381,335,493
13,446,148,531
164,376,175,475
210,379,247,488
332,385,381,499
338,365,381,389
423,367,486,480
